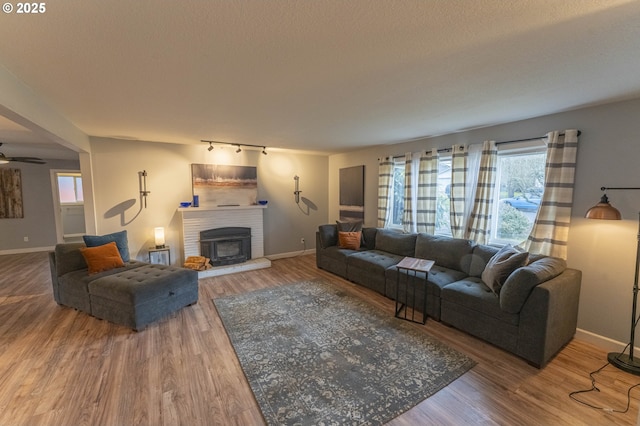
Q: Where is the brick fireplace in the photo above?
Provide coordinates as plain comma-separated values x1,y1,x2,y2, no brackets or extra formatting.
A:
179,205,270,277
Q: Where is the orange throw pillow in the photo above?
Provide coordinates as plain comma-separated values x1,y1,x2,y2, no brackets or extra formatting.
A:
80,241,125,274
338,231,362,250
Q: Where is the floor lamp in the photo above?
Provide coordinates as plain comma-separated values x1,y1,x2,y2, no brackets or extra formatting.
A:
585,186,640,375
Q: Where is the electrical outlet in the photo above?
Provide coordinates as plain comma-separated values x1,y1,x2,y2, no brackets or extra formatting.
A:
300,237,305,244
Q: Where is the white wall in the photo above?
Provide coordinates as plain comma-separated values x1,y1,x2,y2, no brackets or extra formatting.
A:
88,138,328,263
329,97,640,348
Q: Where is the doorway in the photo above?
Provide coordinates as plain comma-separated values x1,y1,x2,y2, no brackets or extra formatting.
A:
51,170,86,243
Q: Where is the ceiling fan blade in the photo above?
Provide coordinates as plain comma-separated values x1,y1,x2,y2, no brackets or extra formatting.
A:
9,157,47,164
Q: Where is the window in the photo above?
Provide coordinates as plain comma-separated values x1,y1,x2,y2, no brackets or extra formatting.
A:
491,149,546,245
57,173,83,204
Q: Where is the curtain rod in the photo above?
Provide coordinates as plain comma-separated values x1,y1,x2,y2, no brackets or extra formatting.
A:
495,130,581,146
379,129,581,160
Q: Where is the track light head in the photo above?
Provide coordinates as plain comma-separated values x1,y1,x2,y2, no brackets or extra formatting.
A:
235,145,242,153
262,147,267,155
207,142,214,151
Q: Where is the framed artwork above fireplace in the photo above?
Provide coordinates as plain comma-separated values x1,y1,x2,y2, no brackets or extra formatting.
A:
191,164,257,207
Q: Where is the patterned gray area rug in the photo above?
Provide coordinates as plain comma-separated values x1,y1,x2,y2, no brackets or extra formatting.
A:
214,279,476,425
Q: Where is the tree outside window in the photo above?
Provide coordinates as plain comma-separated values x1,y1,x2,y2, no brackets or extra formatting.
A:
493,152,546,244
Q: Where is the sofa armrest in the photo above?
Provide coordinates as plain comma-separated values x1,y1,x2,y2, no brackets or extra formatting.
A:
516,268,582,367
317,225,338,249
54,242,88,276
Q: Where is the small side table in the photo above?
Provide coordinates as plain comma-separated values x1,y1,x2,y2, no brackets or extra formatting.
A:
149,246,171,265
395,257,434,324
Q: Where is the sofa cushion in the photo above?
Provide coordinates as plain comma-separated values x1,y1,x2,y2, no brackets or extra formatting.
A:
361,227,378,250
500,256,567,314
88,264,196,305
481,245,529,295
441,277,520,326
468,244,500,277
374,229,417,257
83,230,130,262
414,233,475,273
321,245,359,261
347,250,405,273
58,260,145,287
80,242,125,274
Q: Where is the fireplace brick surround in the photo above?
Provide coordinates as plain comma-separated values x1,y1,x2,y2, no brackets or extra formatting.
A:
179,205,270,277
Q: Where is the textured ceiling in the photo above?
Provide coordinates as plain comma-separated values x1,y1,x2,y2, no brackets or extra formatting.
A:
1,0,639,155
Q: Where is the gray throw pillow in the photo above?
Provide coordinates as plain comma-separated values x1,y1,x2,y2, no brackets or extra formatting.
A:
481,245,529,295
83,230,130,262
336,220,362,232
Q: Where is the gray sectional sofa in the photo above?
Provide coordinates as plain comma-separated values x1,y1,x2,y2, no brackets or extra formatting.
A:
316,224,582,367
49,242,199,330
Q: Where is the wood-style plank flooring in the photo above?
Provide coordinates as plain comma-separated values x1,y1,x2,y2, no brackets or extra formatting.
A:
1,251,638,425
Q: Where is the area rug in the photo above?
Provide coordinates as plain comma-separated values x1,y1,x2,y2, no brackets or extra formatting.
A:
213,279,476,425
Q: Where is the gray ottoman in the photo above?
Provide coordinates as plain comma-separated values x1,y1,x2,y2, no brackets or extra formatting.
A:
88,264,198,330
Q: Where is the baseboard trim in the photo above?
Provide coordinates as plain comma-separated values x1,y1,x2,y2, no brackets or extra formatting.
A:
575,328,638,354
266,248,316,260
0,246,55,255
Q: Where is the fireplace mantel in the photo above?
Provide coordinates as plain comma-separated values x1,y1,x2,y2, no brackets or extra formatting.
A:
179,204,270,278
177,204,267,213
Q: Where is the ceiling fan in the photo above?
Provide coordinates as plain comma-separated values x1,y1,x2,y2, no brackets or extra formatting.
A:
0,143,46,164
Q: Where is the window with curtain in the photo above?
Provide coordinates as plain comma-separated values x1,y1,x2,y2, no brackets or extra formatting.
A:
382,148,545,241
377,130,575,257
491,147,546,245
435,156,452,235
384,154,449,233
387,158,405,229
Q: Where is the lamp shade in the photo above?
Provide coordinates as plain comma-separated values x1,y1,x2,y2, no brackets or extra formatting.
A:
585,194,621,220
154,227,165,248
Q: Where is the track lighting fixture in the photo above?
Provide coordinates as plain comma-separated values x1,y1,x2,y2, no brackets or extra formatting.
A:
200,140,270,155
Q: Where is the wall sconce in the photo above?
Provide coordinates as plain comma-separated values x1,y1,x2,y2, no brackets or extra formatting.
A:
294,175,302,203
139,170,150,208
154,227,166,249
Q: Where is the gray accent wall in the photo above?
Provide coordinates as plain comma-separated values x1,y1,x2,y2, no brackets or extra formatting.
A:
0,159,80,252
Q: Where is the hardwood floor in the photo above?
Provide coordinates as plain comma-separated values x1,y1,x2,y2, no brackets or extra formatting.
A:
1,251,638,425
